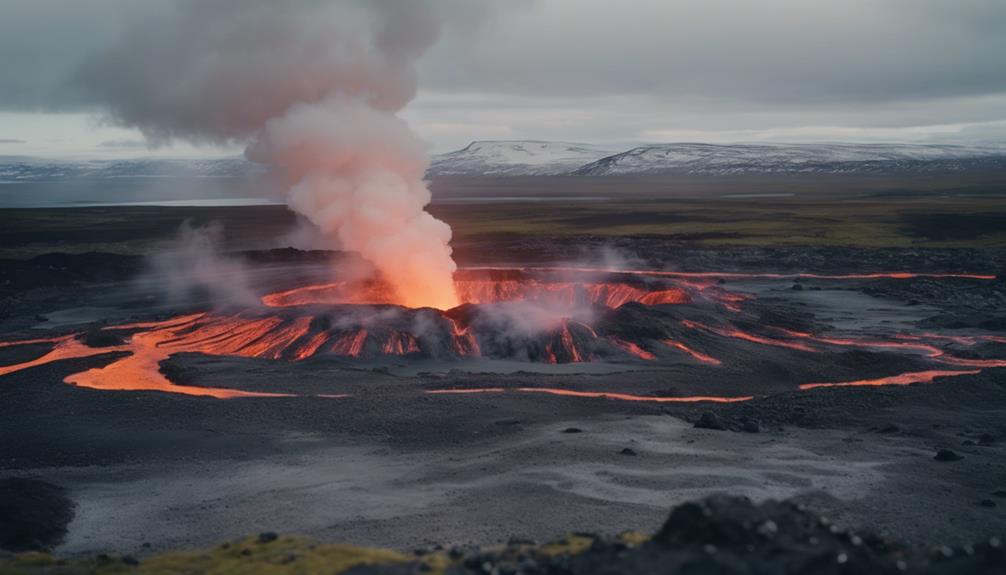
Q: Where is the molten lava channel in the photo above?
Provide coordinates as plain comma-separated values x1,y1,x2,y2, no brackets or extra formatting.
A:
426,388,753,403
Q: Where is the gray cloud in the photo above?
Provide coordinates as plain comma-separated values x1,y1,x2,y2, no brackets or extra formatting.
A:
97,139,149,149
1,0,1005,149
0,0,137,110
421,0,1006,104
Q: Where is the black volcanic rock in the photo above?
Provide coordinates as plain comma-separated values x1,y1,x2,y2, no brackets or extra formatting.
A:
654,496,824,549
0,478,75,552
7,495,1006,574
79,328,125,348
695,411,726,431
934,449,964,462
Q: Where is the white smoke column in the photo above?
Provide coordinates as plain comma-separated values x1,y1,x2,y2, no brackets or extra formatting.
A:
73,0,459,309
247,98,457,309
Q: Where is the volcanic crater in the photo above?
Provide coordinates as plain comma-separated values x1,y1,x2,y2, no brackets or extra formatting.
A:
2,263,1003,403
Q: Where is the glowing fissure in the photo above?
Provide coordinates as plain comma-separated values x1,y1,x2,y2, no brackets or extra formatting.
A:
770,327,944,358
799,369,982,390
483,266,997,281
0,337,110,377
769,326,1006,369
559,321,584,363
662,339,722,365
382,331,421,355
0,336,66,349
425,388,753,403
448,318,481,357
329,329,369,357
609,338,657,360
682,320,817,352
895,333,1006,346
293,331,332,360
263,276,691,310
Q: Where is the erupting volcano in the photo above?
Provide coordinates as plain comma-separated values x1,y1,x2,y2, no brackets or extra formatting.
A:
1,266,1002,402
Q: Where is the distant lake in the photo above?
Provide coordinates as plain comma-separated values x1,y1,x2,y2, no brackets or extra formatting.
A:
0,178,613,208
0,177,277,208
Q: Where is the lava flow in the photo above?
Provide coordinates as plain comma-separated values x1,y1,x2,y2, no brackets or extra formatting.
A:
799,369,983,390
262,269,693,309
426,388,753,403
0,267,1003,400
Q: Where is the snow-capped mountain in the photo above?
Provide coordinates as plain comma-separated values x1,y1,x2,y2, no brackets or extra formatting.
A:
572,143,1006,176
428,141,617,176
0,157,262,182
4,142,1006,182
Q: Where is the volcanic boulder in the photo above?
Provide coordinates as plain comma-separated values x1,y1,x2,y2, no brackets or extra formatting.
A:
0,478,75,552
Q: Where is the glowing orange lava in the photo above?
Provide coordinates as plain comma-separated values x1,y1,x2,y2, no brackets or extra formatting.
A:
330,329,369,357
0,337,113,377
0,317,290,398
769,326,1006,369
609,338,657,360
263,275,690,310
662,339,722,365
492,266,997,281
799,369,982,390
425,388,753,403
682,320,816,352
2,266,1002,401
0,336,66,349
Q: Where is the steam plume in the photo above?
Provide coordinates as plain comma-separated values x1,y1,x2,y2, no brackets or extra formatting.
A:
143,222,259,309
76,0,459,309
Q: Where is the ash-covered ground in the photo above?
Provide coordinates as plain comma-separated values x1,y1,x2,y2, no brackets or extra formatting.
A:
1,201,1005,561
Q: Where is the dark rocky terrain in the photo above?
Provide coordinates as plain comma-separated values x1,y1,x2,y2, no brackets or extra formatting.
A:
1,200,1004,568
2,495,1003,574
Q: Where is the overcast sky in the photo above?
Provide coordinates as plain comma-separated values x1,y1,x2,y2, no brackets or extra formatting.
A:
2,0,1006,157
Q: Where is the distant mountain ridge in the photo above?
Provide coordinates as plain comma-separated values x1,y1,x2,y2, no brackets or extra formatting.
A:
3,142,1006,182
0,157,261,182
427,140,617,176
571,142,1006,176
427,141,1006,177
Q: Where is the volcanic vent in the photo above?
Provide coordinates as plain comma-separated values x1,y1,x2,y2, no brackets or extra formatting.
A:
220,268,707,364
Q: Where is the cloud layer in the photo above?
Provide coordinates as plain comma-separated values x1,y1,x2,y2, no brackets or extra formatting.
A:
2,0,1006,150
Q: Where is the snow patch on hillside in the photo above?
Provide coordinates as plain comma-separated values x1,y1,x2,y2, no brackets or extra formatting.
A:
428,141,617,176
573,143,1006,176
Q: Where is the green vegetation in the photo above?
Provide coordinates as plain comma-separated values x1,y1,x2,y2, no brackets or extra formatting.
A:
0,530,648,575
1,180,1004,260
0,535,415,575
433,196,1006,248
